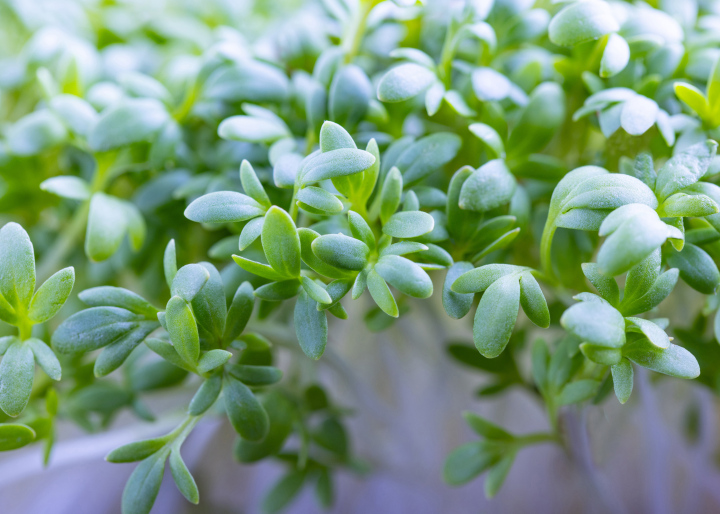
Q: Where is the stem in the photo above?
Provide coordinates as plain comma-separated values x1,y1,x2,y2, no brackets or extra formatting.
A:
516,432,560,446
289,183,299,222
438,18,465,88
341,0,375,63
18,319,32,341
539,219,557,284
169,415,202,448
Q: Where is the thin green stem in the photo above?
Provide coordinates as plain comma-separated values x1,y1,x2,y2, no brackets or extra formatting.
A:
539,221,557,284
516,432,561,446
341,0,376,63
289,183,299,222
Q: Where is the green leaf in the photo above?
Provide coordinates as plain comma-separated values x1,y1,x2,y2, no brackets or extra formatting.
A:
443,441,504,485
382,211,435,239
7,110,67,156
89,98,168,152
394,133,462,186
262,207,301,278
164,239,177,288
597,204,680,276
300,276,332,305
579,343,622,365
106,437,167,463
374,255,433,299
674,82,710,120
377,63,437,103
581,263,620,306
257,279,297,304
229,364,283,386
171,264,210,302
0,424,36,451
294,289,328,360
485,453,515,498
655,140,718,201
121,450,168,514
218,115,290,143
658,193,719,218
301,148,375,185
560,301,625,348
79,286,158,318
329,64,372,127
94,321,158,377
239,217,265,251
297,228,353,279
224,282,254,344
188,373,222,415
232,256,288,282
27,267,74,323
0,341,34,416
165,296,200,365
558,379,600,405
459,160,516,213
40,176,91,200
473,274,520,358
197,349,232,374
625,317,670,349
451,264,522,294
666,243,720,294
367,269,398,317
235,390,294,463
85,193,144,262
240,160,271,209
462,411,513,441
52,307,144,353
348,211,376,252
145,338,194,372
380,167,403,224
261,470,307,514
472,67,512,102
620,95,658,136
169,449,199,504
0,222,35,311
319,120,356,151
519,273,550,328
296,186,344,214
600,33,630,78
548,0,619,47
469,123,505,159
507,83,565,157
224,376,269,441
184,192,265,224
443,262,475,319
203,60,289,103
611,358,633,404
26,338,61,381
623,340,700,379
620,268,678,316
312,234,370,271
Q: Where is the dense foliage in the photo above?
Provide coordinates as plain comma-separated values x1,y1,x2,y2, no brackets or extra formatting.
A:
1,0,720,511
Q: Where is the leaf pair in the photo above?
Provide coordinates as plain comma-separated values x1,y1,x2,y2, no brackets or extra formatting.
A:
444,412,523,498
561,289,699,404
573,87,673,143
53,286,160,377
452,265,549,358
0,223,75,416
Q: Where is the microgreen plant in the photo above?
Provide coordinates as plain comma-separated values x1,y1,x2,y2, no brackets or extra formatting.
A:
1,0,720,512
